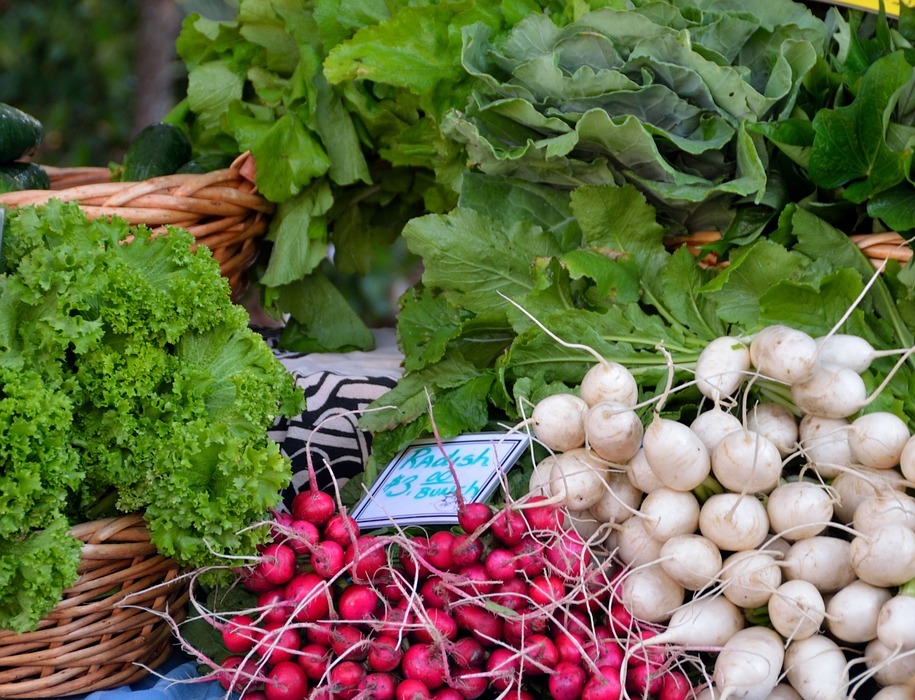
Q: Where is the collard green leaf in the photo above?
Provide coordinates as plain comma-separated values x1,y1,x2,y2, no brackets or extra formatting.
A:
250,114,332,202
758,269,866,336
396,288,465,372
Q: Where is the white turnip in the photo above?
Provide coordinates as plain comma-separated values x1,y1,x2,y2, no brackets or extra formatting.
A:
547,447,610,511
876,594,915,651
825,579,892,644
585,401,643,463
720,550,782,609
579,361,639,408
784,634,850,700
750,325,818,385
643,415,711,491
659,534,723,591
614,515,664,567
798,414,853,479
694,336,751,403
588,471,642,525
849,523,915,587
852,492,915,535
790,364,868,419
639,488,701,542
782,536,856,594
711,429,783,494
713,626,785,700
847,411,910,470
747,403,799,458
625,447,666,493
766,481,834,542
831,467,907,523
531,393,588,452
619,565,685,624
699,493,770,552
690,407,743,454
767,580,825,641
863,638,915,688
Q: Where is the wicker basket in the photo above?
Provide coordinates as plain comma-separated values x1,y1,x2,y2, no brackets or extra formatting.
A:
671,229,913,269
0,514,190,698
0,152,272,301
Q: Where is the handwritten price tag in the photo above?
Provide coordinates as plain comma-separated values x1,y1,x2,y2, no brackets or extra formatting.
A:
350,432,530,528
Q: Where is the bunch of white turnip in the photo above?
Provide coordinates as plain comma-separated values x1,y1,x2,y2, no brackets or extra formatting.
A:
527,324,915,699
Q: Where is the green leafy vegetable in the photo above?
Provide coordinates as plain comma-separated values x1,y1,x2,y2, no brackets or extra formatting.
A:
0,200,304,632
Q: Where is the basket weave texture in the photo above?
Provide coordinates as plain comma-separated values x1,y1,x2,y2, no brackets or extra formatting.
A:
0,151,272,300
672,229,912,269
0,514,190,698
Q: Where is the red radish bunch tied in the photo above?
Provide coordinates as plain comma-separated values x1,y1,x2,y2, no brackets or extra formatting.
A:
191,485,696,700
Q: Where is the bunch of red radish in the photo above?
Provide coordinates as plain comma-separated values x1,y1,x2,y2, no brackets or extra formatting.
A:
201,485,695,700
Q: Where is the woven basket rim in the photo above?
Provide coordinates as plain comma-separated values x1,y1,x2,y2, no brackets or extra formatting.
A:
0,514,190,698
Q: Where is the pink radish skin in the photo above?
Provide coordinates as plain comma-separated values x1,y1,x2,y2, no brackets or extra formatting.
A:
344,535,388,582
426,530,457,571
512,535,544,577
547,661,587,700
451,668,489,699
432,690,464,700
523,496,565,531
545,530,592,578
311,540,345,579
222,614,258,654
359,673,397,700
457,503,492,534
491,508,527,546
449,635,486,669
258,589,293,626
554,633,585,666
453,604,503,644
285,572,331,623
529,574,565,606
297,643,330,680
217,656,261,693
522,634,560,673
419,577,454,609
582,665,623,700
395,680,433,700
285,519,320,554
264,661,309,700
401,643,447,690
330,624,367,661
367,635,403,673
493,577,529,611
329,660,367,700
257,543,297,586
291,489,335,526
322,513,360,547
487,647,521,690
337,583,379,622
412,608,458,643
483,548,517,581
256,622,301,665
626,662,665,697
451,535,484,567
658,671,693,700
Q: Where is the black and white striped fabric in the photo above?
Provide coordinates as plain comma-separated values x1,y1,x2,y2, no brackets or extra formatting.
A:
262,328,404,509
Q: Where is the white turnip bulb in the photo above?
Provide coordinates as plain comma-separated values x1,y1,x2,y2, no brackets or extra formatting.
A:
750,325,818,385
699,493,770,552
711,428,783,494
690,407,743,453
766,481,834,542
713,626,784,700
876,594,915,651
747,402,799,458
720,550,782,609
579,361,638,408
767,580,825,641
849,523,915,588
659,534,723,591
825,579,891,644
531,393,587,452
639,488,700,542
784,634,850,700
790,364,867,419
585,401,643,463
847,411,910,470
798,414,852,479
782,536,856,594
643,415,711,491
694,336,751,403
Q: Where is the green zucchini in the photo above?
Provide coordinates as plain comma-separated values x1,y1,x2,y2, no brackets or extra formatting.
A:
121,122,192,181
0,162,50,193
0,103,43,162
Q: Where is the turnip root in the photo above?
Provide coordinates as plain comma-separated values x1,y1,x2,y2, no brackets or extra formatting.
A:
863,638,915,687
618,565,684,624
852,492,915,535
747,403,799,458
750,325,818,385
548,448,610,511
659,534,723,591
614,516,663,567
585,401,643,463
876,594,915,651
532,393,588,452
636,595,744,649
588,471,642,525
847,411,910,470
870,687,913,700
690,407,743,454
529,455,558,497
566,508,603,540
765,684,803,699
694,336,751,403
639,488,700,542
625,448,665,493
643,415,711,491
579,361,638,408
782,536,856,594
798,415,852,479
790,364,867,419
899,433,915,482
849,523,915,587
767,580,825,641
784,634,850,700
699,493,770,552
831,468,907,523
720,550,782,609
712,626,784,700
711,429,783,494
765,481,834,542
825,579,892,644
814,333,885,373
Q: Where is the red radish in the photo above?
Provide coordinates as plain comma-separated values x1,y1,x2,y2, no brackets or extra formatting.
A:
512,535,544,576
241,566,277,593
401,642,447,689
523,634,559,673
426,530,457,571
419,576,454,609
297,643,330,681
587,637,624,670
368,634,403,672
291,489,335,526
401,536,432,579
607,603,633,636
413,608,458,643
376,570,408,603
431,690,463,700
377,601,414,635
491,508,526,546
222,614,259,654
359,672,397,700
217,655,260,693
344,535,389,582
582,665,623,700
545,530,592,578
486,647,521,690
451,534,484,567
449,635,486,669
626,662,665,697
285,572,330,623
450,668,488,700
493,577,529,611
529,574,565,606
256,621,301,665
256,542,297,585
555,633,585,666
453,604,503,644
483,548,517,581
657,671,692,700
548,661,587,700
305,621,334,647
323,513,360,547
258,589,294,625
396,679,433,700
523,496,565,531
286,519,320,554
312,540,346,579
329,660,367,700
272,510,295,540
455,563,495,596
458,503,492,533
264,660,309,700
330,624,367,661
337,583,380,622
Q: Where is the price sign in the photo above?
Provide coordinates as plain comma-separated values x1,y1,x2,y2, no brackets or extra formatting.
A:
350,432,531,528
809,0,906,15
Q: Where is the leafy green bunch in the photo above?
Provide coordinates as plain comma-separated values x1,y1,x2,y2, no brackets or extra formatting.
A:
0,200,304,632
